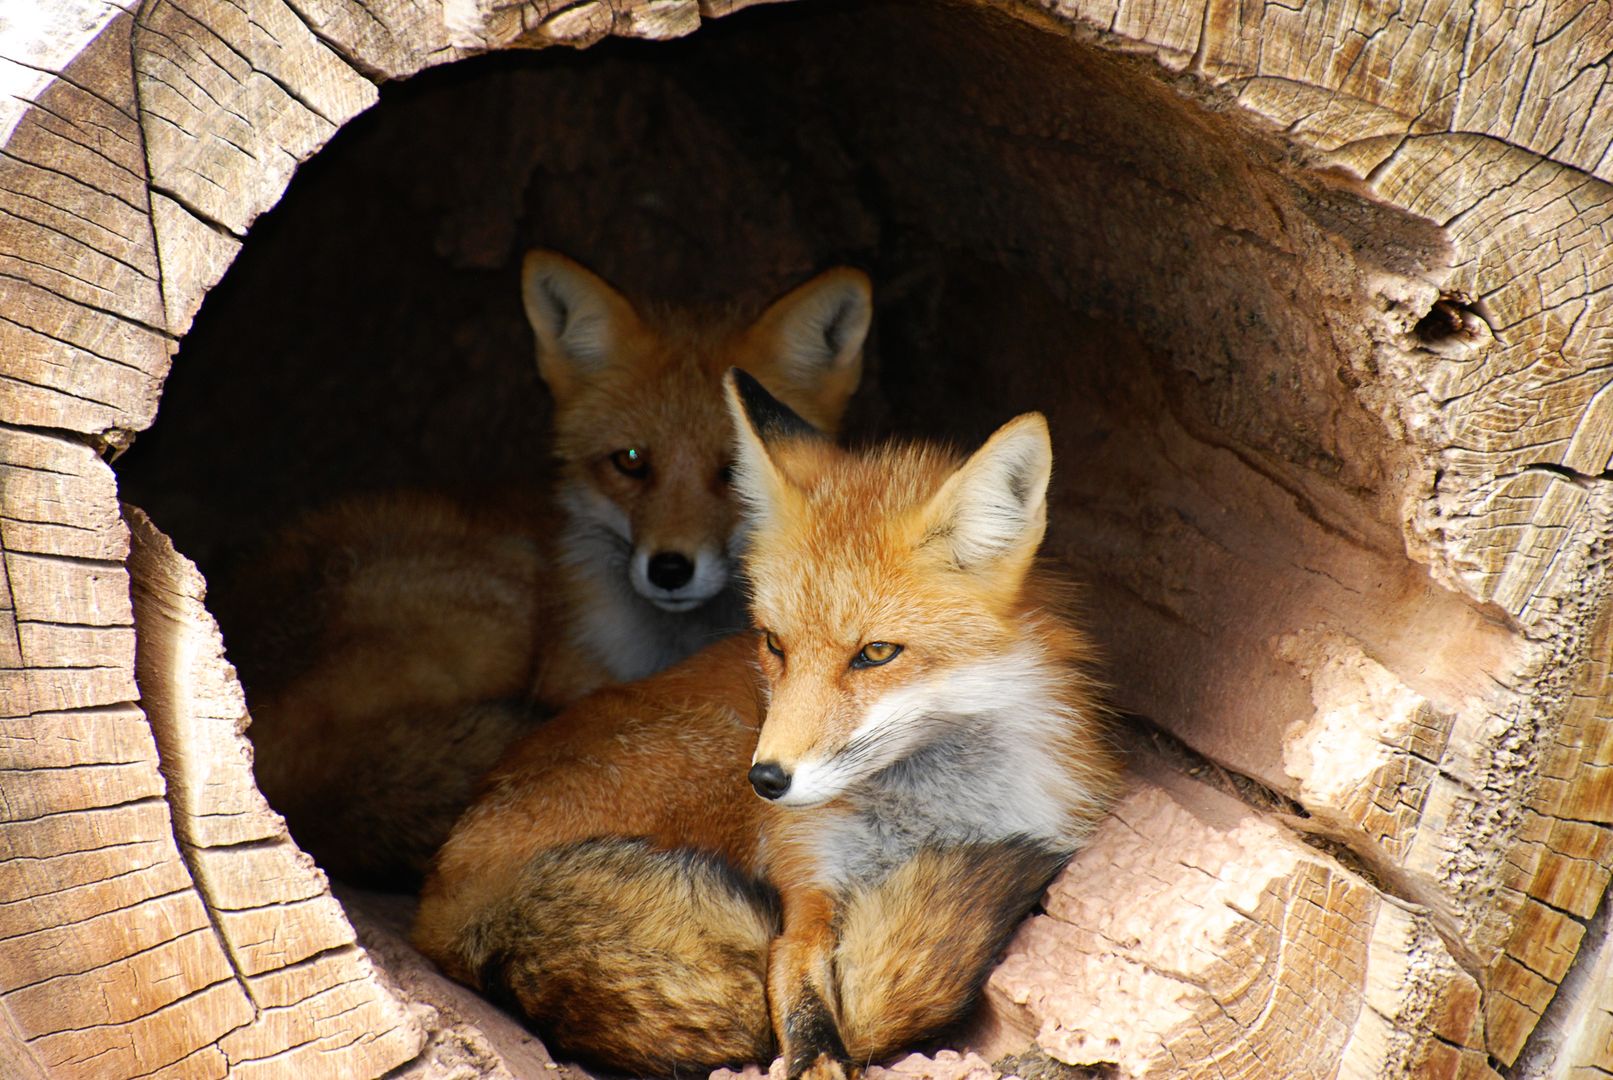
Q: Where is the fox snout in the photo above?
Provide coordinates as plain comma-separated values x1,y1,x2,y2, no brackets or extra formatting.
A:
630,545,730,612
748,761,791,801
646,552,694,591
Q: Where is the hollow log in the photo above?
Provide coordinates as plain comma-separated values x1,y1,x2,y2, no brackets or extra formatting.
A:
3,1,1612,1078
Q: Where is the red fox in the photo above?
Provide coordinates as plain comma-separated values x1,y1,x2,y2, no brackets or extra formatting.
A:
229,255,872,886
413,370,1123,1076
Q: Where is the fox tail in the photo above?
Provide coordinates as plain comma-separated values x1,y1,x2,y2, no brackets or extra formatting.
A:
832,838,1070,1064
457,838,780,1074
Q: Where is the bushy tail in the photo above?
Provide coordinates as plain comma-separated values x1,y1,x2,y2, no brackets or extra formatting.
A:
833,839,1069,1064
454,838,780,1075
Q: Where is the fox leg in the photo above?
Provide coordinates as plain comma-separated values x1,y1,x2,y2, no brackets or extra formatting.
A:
425,838,779,1075
770,887,855,1080
832,840,1069,1063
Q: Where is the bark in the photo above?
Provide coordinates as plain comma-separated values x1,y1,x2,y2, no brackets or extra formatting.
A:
2,0,1611,1077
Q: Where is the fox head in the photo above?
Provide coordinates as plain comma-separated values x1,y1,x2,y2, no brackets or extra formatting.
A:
522,251,871,630
724,370,1060,808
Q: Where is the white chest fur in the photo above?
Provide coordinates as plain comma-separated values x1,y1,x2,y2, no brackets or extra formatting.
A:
804,648,1096,889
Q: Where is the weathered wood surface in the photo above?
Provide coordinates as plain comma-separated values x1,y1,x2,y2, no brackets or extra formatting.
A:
982,756,1493,1080
1029,1,1613,1071
125,506,425,1076
1,0,1611,1077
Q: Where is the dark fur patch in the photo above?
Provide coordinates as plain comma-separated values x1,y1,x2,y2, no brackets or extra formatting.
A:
730,367,822,442
785,982,851,1077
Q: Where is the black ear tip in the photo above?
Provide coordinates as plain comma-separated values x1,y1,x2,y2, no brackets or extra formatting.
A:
728,367,820,442
727,366,767,401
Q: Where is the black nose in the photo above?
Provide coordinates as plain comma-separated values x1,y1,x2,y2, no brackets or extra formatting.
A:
647,551,695,591
749,762,791,800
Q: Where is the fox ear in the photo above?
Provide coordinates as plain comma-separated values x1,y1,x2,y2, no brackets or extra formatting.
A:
922,413,1053,573
744,267,871,433
723,368,819,525
521,250,641,401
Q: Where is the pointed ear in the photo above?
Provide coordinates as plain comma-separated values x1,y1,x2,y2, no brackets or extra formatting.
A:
723,369,820,526
520,250,641,401
743,267,871,433
922,413,1053,573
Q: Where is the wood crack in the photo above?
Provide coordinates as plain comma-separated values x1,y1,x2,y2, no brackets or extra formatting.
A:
0,885,192,945
0,47,139,124
4,549,126,573
0,843,167,888
1521,461,1613,489
163,831,267,1016
0,422,129,462
0,268,169,339
12,92,143,158
1,926,214,997
0,515,106,534
0,372,126,415
0,758,149,776
18,976,239,1044
188,0,345,124
124,1043,219,1080
0,144,148,219
0,245,154,312
0,311,158,376
133,19,251,120
279,0,395,82
123,3,180,357
0,793,163,827
0,166,149,247
147,181,235,238
244,943,363,991
1509,904,1613,1080
0,201,157,283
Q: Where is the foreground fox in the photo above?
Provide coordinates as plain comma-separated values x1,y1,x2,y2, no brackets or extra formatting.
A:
413,371,1123,1076
232,254,871,886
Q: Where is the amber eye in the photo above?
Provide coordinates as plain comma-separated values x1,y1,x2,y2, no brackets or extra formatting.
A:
611,448,649,478
764,631,785,658
853,642,902,668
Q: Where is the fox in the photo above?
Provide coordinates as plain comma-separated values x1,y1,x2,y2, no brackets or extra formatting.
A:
228,254,872,887
412,370,1124,1076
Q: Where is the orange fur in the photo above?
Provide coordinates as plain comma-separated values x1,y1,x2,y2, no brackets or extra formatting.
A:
414,374,1122,1075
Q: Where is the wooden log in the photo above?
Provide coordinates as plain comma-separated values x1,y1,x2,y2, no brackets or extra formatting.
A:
981,755,1492,1079
1,0,1610,1076
0,7,171,435
122,505,425,1076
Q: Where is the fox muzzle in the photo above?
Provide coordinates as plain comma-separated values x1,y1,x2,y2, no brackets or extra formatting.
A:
748,761,791,801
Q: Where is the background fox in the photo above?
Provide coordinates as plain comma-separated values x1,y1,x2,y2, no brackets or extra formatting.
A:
228,255,872,886
413,371,1123,1076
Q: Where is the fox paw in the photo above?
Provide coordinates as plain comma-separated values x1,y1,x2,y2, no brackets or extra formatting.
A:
793,1052,857,1080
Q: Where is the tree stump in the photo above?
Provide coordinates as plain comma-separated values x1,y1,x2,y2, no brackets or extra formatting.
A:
3,1,1611,1078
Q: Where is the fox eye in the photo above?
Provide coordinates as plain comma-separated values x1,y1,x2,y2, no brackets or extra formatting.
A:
763,631,785,658
610,448,649,478
853,642,902,668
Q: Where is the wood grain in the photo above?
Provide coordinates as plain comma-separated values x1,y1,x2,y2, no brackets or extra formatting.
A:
1,0,1611,1075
